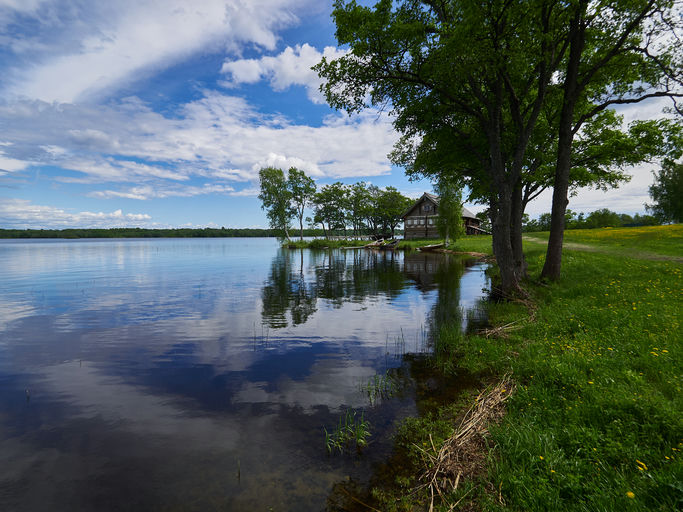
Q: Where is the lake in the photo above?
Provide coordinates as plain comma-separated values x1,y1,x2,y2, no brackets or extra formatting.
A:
0,238,489,511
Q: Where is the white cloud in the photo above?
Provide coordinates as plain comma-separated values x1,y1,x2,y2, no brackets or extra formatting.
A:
90,183,235,200
0,151,32,173
523,161,659,218
3,0,309,103
0,198,152,228
221,43,348,103
0,92,398,187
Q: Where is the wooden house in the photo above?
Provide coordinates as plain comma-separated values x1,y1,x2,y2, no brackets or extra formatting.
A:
402,192,485,239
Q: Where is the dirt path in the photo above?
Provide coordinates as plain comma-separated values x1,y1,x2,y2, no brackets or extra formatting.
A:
522,236,683,264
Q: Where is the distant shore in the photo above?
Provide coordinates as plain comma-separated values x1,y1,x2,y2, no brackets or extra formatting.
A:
0,228,328,239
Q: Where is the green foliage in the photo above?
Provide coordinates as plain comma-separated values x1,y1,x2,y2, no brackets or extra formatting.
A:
525,209,662,232
436,229,682,510
287,167,317,241
434,178,465,244
324,409,371,454
376,186,413,237
318,0,682,292
361,370,400,406
258,167,294,239
312,182,348,236
647,159,683,224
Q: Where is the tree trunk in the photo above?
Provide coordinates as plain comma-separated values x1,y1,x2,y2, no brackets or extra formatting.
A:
490,187,520,297
299,214,304,241
510,181,527,278
542,5,584,281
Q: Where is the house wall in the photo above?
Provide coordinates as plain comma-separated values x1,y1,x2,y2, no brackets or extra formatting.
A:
403,197,439,239
402,195,485,238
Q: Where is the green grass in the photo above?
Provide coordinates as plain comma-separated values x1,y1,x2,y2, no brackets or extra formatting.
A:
283,238,369,249
324,409,371,454
525,224,683,257
370,226,682,511
472,248,681,511
282,235,495,252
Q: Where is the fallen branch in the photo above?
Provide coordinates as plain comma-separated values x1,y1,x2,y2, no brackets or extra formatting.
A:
415,375,516,508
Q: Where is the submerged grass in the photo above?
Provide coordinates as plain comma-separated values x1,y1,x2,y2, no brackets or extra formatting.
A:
362,370,400,406
367,225,682,511
324,409,371,455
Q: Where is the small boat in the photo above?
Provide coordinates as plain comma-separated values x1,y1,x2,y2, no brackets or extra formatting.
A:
418,243,445,252
378,239,399,250
364,239,383,248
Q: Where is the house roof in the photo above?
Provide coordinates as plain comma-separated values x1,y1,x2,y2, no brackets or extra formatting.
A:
461,206,477,219
402,192,478,220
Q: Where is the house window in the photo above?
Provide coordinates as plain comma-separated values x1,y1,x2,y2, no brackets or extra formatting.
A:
428,218,434,225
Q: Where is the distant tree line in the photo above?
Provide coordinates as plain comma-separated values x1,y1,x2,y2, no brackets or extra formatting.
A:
523,209,661,233
259,166,413,240
647,159,683,224
0,227,329,239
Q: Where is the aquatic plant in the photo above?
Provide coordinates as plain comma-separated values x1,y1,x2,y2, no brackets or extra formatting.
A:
324,409,371,454
361,371,398,406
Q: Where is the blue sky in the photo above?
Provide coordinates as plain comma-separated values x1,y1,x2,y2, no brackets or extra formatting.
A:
0,0,671,229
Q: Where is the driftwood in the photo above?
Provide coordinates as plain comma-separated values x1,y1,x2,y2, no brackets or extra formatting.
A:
413,376,515,511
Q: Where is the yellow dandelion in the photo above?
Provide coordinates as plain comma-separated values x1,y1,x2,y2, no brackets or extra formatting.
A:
539,456,544,460
626,491,635,499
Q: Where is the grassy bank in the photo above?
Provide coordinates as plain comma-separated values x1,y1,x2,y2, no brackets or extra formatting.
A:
524,224,683,258
370,226,682,511
283,236,494,252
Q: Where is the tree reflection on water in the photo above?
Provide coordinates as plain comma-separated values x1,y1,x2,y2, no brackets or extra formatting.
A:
261,247,487,339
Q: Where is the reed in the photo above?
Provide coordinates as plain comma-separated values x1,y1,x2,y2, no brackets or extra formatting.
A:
324,409,371,454
361,371,398,406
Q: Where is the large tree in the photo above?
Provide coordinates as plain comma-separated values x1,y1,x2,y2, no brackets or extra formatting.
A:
312,182,348,236
287,167,317,241
258,167,293,240
347,182,370,235
317,0,569,296
647,159,683,223
377,186,412,237
540,0,683,280
318,0,682,293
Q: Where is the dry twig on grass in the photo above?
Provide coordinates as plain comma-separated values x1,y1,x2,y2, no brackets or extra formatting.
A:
414,375,516,510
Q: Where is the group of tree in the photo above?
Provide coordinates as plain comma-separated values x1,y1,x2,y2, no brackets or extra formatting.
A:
647,159,683,223
315,0,682,296
259,166,414,240
523,209,660,232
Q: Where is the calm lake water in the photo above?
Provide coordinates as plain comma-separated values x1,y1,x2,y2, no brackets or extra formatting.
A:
0,238,489,511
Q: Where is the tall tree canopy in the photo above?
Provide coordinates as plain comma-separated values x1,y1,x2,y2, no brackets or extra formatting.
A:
647,159,683,223
539,0,683,280
317,0,682,294
287,167,317,241
258,167,293,240
317,0,567,295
